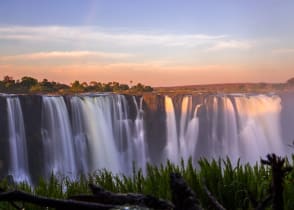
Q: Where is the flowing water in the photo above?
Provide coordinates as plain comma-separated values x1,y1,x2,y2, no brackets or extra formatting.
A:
163,94,286,164
0,93,292,182
6,97,30,182
42,96,77,178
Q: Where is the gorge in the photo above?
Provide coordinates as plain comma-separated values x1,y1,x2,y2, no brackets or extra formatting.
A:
0,92,293,184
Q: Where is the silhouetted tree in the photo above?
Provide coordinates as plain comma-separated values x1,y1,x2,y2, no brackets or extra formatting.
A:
0,75,152,93
118,84,129,91
20,76,38,89
286,77,294,86
71,80,85,92
3,75,15,88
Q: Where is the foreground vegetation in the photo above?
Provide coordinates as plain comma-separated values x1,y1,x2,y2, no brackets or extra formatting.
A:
0,156,294,209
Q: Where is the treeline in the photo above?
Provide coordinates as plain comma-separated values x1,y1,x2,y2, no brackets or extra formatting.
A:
0,76,153,94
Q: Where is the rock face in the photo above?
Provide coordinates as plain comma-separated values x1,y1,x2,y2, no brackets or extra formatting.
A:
142,94,166,164
0,96,9,176
19,95,43,181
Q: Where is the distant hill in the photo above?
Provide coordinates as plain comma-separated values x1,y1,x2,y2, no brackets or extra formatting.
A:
154,82,294,94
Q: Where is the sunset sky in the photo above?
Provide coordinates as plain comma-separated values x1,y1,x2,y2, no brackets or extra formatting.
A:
0,0,293,86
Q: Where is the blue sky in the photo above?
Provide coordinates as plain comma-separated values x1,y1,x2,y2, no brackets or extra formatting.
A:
0,0,293,86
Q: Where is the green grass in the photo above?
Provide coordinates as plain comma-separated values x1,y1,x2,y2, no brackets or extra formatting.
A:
0,156,293,210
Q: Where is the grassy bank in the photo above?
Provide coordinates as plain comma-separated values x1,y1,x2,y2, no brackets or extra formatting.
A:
1,157,294,209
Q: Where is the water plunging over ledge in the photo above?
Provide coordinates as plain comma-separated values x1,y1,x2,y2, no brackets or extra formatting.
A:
0,92,293,183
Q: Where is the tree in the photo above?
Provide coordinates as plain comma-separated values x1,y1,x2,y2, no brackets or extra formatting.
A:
29,84,42,92
3,75,15,89
39,79,55,92
102,83,112,92
0,75,152,93
81,82,88,88
118,84,129,91
89,81,98,87
71,80,85,92
144,85,153,92
3,75,14,83
131,83,153,92
132,83,144,91
112,82,120,91
0,80,4,90
87,81,103,92
20,76,38,89
286,77,294,86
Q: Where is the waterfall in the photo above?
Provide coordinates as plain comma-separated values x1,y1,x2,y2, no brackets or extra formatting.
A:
184,103,200,161
132,96,148,172
165,95,200,163
164,96,179,163
70,94,147,175
221,96,239,160
234,94,284,163
210,96,219,157
76,95,121,173
206,96,239,161
164,94,286,164
41,96,76,178
113,95,134,173
6,97,30,182
0,93,291,183
70,96,89,174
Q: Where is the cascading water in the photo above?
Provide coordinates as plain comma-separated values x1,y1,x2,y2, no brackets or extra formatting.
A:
41,96,76,178
132,96,148,172
179,96,201,162
164,95,200,163
164,96,179,163
0,93,292,183
75,95,121,173
207,96,239,160
69,94,147,175
70,96,89,174
233,94,284,163
112,95,135,173
164,94,287,164
220,96,239,160
6,97,30,182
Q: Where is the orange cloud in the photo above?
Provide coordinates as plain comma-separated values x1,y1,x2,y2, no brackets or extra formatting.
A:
0,51,132,62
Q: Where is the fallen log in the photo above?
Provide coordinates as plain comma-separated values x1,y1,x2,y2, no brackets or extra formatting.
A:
170,173,203,210
0,190,116,210
202,182,226,210
69,184,174,210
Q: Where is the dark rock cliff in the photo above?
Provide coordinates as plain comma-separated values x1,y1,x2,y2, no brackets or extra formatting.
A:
19,95,44,181
0,96,9,176
142,93,166,164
